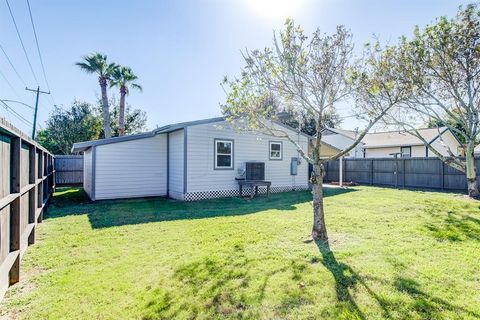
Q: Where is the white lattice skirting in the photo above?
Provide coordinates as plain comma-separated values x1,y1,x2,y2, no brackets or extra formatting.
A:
183,185,311,201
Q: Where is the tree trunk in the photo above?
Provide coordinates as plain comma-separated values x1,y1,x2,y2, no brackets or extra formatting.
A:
99,77,111,138
311,163,328,243
119,86,126,136
465,143,480,198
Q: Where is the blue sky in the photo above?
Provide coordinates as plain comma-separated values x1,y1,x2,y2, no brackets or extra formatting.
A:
0,0,473,134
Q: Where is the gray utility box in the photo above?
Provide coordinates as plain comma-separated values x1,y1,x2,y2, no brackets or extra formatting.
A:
291,157,298,175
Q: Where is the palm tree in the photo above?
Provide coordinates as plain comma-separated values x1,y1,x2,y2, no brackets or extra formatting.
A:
76,53,116,138
109,66,142,136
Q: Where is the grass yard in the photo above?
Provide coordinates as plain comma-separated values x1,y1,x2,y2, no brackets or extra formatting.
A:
1,186,479,319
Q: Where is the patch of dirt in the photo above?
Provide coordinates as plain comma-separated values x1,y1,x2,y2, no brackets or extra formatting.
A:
0,266,51,319
327,233,362,250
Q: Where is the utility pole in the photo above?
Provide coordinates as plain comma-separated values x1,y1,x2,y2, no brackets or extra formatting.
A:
26,86,50,140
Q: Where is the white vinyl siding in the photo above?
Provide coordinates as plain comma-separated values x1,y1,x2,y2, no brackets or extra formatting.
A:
429,130,461,157
186,121,309,193
94,134,167,200
83,148,93,199
168,130,184,200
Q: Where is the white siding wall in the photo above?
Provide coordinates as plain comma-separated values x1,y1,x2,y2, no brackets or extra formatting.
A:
364,147,400,158
83,148,93,199
168,129,184,200
94,134,167,200
186,121,309,194
430,130,461,156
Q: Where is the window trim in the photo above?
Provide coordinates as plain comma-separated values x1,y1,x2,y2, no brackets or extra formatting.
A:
400,146,412,158
269,141,283,160
214,138,234,170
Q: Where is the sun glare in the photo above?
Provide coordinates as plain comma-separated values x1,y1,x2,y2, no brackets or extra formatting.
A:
247,0,304,18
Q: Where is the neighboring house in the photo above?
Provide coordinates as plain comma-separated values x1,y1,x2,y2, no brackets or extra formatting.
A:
320,126,462,158
475,144,480,155
320,127,364,158
72,117,309,201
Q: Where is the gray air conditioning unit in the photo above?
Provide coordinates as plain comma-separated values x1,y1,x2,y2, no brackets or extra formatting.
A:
245,162,265,181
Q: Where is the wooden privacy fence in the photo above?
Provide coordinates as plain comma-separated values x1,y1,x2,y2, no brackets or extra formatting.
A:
324,157,480,191
0,119,54,301
55,155,83,186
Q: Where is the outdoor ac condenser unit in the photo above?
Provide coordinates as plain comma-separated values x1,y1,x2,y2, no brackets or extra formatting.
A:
245,162,265,181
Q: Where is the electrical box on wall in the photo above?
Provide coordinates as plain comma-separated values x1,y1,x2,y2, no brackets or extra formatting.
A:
290,157,298,175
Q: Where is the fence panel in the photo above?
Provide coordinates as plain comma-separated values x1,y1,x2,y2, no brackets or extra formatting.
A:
324,156,480,192
0,118,54,301
54,155,83,186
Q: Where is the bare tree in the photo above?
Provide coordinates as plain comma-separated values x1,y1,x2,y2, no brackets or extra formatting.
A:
222,19,393,243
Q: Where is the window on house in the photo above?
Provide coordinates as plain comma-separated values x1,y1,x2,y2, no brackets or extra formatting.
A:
214,139,233,169
269,141,282,160
400,146,411,158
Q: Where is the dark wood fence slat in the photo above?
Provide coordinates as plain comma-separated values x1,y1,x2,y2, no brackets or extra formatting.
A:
54,156,83,186
324,157,476,192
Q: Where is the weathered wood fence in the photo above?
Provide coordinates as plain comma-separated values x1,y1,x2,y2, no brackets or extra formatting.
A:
324,157,480,191
54,155,83,186
0,118,54,301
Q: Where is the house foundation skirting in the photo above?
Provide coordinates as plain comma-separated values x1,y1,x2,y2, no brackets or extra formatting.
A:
183,185,310,201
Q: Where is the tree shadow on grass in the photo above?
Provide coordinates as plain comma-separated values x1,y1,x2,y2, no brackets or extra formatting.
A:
315,241,393,320
46,187,356,229
393,277,480,319
315,242,480,320
141,246,302,319
423,201,480,242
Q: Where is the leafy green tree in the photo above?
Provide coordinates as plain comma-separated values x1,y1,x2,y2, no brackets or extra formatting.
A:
37,101,102,154
427,108,468,144
222,20,392,243
94,97,148,137
109,66,142,136
379,4,480,198
76,53,117,138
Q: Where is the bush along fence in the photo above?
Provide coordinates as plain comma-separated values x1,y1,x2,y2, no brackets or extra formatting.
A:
54,155,83,186
0,118,54,301
323,157,480,191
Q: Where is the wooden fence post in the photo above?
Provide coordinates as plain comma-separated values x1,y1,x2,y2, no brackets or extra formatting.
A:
9,137,21,285
28,146,37,245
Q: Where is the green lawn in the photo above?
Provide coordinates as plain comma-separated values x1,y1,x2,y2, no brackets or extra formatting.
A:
1,186,479,319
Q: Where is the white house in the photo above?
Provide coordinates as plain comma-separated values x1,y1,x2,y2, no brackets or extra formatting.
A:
320,127,462,158
72,117,310,201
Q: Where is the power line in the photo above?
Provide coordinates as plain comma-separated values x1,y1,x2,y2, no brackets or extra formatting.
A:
0,99,34,110
26,0,56,105
0,100,32,126
0,67,20,97
5,0,40,86
0,43,27,86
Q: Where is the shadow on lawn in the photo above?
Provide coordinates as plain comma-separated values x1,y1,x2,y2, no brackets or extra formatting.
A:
46,187,356,229
316,242,480,320
423,200,480,242
393,277,480,319
316,241,389,319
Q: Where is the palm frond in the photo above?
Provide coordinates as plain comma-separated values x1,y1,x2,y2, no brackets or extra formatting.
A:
131,83,143,92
